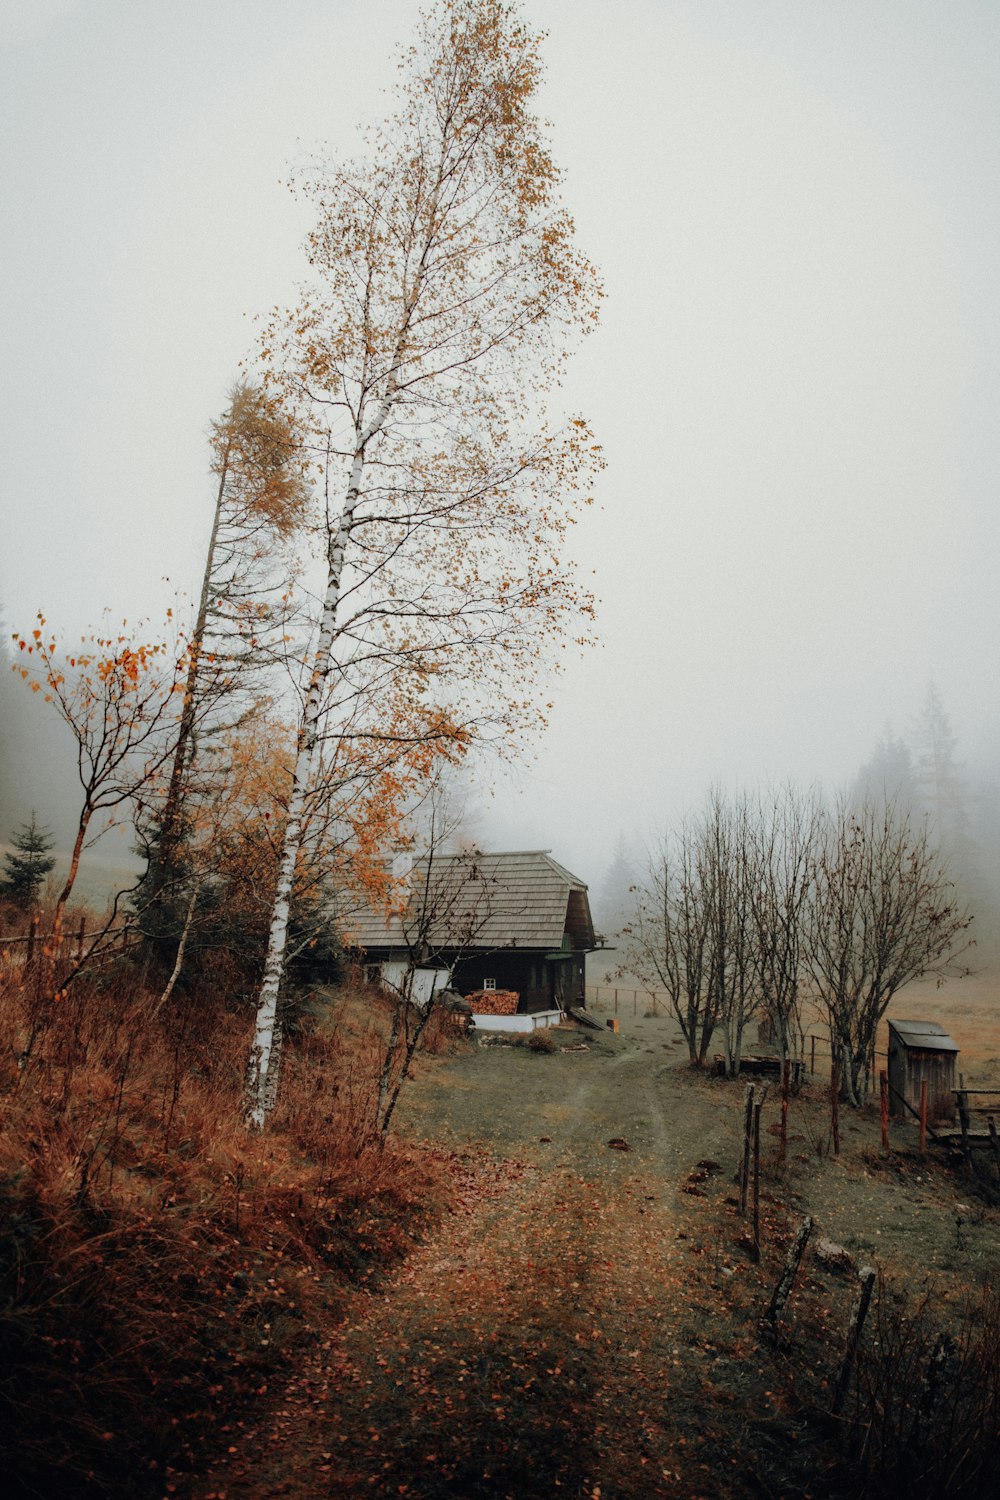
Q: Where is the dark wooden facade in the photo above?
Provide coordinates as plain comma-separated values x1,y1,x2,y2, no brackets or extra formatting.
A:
448,945,586,1012
887,1019,959,1124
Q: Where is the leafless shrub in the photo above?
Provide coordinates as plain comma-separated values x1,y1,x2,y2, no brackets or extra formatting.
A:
526,1029,556,1054
624,785,820,1077
804,794,972,1106
839,1272,1000,1497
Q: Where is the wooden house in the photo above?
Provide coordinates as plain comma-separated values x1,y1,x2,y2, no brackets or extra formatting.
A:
346,849,596,1013
886,1019,959,1124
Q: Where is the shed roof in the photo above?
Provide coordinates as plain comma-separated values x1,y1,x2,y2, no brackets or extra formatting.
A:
343,849,595,954
888,1019,960,1053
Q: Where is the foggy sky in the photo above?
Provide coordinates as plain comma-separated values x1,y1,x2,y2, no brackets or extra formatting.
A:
2,0,998,884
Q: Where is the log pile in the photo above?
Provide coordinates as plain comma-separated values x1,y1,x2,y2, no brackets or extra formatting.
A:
714,1054,781,1077
466,989,519,1016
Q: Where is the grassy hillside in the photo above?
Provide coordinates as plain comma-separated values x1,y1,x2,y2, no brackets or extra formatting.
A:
0,953,458,1498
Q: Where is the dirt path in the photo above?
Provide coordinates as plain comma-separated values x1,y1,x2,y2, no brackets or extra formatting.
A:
192,1012,998,1499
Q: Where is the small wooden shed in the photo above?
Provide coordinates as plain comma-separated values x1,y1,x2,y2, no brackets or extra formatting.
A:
886,1019,959,1124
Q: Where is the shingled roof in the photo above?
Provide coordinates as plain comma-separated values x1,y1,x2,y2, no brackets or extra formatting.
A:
344,850,595,953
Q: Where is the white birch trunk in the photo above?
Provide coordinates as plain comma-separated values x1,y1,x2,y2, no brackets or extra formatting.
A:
245,131,441,1127
153,881,200,1016
245,399,395,1128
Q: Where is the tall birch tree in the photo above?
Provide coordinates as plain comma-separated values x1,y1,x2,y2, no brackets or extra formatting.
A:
148,382,308,907
246,0,602,1125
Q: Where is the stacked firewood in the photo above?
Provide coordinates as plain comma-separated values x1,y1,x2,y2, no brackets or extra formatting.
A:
466,989,519,1016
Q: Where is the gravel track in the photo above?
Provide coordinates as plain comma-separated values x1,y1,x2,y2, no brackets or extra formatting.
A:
193,1007,998,1499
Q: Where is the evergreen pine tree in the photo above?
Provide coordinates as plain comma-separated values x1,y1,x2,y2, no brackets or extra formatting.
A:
911,683,982,916
1,812,55,908
595,832,642,952
851,724,916,811
912,686,966,830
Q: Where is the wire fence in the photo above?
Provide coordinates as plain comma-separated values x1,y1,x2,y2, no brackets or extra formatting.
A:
590,990,999,1196
0,915,134,976
584,984,893,1078
585,984,664,1017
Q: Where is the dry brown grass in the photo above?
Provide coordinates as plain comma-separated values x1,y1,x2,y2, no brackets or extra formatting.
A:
792,970,1000,1087
592,969,1000,1083
0,955,448,1498
883,972,1000,1085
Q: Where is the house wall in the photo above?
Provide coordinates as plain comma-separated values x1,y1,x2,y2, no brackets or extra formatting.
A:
379,962,452,1008
451,953,550,1010
887,1041,956,1123
451,952,586,1012
364,948,589,1014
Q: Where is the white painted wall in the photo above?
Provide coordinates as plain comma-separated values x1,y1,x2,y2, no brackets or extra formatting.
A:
380,962,452,1009
472,1010,563,1033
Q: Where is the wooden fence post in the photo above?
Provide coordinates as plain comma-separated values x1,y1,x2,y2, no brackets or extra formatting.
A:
751,1096,762,1262
739,1083,755,1218
988,1116,1000,1181
880,1070,889,1153
919,1079,928,1157
761,1215,813,1335
26,913,39,968
778,1058,790,1169
832,1264,877,1414
957,1087,971,1168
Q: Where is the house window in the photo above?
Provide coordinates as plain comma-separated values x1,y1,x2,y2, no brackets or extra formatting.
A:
364,963,383,987
483,977,496,990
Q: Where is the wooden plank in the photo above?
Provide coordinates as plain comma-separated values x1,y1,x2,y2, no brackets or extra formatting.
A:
751,1097,762,1262
832,1265,877,1415
761,1215,813,1335
739,1084,754,1219
880,1070,889,1152
958,1089,972,1167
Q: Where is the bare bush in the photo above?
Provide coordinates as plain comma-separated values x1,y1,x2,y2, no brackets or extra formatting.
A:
625,786,819,1075
626,784,968,1102
804,794,972,1104
840,1274,1000,1498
